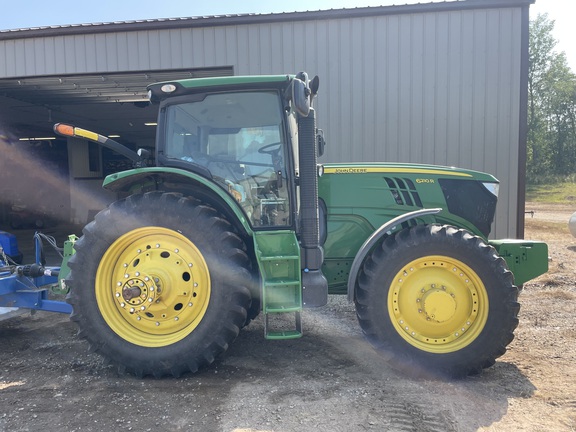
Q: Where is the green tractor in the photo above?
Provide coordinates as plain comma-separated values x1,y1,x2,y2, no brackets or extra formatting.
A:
54,72,547,378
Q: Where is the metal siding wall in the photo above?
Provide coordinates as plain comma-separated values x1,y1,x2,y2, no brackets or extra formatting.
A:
0,6,523,237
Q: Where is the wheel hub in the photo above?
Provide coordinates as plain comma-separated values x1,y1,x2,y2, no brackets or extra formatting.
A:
421,287,456,322
118,275,157,309
121,280,146,302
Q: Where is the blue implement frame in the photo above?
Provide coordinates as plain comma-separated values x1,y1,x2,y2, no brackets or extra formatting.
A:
0,234,72,315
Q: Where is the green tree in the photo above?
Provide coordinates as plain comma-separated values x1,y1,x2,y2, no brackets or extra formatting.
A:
528,13,576,181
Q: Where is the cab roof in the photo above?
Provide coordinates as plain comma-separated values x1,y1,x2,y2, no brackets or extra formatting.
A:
147,74,293,102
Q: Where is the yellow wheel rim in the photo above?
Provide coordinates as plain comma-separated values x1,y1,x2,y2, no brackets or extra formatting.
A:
95,227,210,347
388,255,489,353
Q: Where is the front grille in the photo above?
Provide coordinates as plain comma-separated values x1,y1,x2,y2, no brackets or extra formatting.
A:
438,179,497,237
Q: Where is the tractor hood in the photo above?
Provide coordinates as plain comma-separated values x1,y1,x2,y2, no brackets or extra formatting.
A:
319,162,500,239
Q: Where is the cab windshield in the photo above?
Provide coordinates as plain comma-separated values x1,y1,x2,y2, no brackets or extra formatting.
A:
163,91,290,228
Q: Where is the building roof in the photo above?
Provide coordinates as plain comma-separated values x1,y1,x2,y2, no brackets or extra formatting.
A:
0,0,534,41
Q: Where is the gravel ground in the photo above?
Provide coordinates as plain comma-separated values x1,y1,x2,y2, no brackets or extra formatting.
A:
0,203,574,432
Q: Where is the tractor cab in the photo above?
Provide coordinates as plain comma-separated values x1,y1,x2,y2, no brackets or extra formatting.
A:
148,74,317,232
153,87,292,228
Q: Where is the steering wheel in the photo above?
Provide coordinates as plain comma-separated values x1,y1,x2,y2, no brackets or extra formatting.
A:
258,142,282,155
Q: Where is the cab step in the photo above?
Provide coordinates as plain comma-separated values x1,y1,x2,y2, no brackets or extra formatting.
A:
253,231,303,340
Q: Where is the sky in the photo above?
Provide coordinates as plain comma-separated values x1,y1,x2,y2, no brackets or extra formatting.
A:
0,0,574,71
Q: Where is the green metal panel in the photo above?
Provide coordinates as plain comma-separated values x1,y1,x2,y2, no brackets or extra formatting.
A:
322,214,375,294
490,239,549,285
55,234,78,295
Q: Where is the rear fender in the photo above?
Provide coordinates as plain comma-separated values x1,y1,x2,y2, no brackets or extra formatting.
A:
347,208,442,301
103,167,254,235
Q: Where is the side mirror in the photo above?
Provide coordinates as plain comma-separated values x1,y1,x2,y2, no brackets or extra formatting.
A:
292,78,310,117
317,129,326,157
309,76,320,98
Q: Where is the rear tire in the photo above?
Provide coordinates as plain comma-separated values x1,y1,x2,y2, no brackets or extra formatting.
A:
355,224,519,378
67,192,252,377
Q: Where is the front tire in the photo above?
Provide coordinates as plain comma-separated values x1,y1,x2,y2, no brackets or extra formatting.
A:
67,192,252,377
355,224,519,378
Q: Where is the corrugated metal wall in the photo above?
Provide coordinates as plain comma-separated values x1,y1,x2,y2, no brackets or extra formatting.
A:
0,5,524,238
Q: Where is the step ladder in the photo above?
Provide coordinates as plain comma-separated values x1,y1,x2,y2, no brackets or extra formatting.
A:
253,231,302,340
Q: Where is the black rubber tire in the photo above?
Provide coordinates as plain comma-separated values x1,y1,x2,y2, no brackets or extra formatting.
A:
66,192,252,377
355,224,519,379
245,295,261,324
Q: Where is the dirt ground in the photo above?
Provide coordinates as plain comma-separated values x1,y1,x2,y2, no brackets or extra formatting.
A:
0,203,575,432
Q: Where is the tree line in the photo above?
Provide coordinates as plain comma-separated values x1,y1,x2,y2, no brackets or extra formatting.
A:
528,13,576,183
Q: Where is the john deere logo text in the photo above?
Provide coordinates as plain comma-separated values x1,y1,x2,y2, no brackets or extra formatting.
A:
334,168,368,174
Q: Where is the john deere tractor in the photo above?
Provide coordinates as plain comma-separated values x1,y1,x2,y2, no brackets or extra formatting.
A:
54,72,547,378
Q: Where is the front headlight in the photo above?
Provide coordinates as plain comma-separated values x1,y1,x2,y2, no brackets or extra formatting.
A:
482,182,499,198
